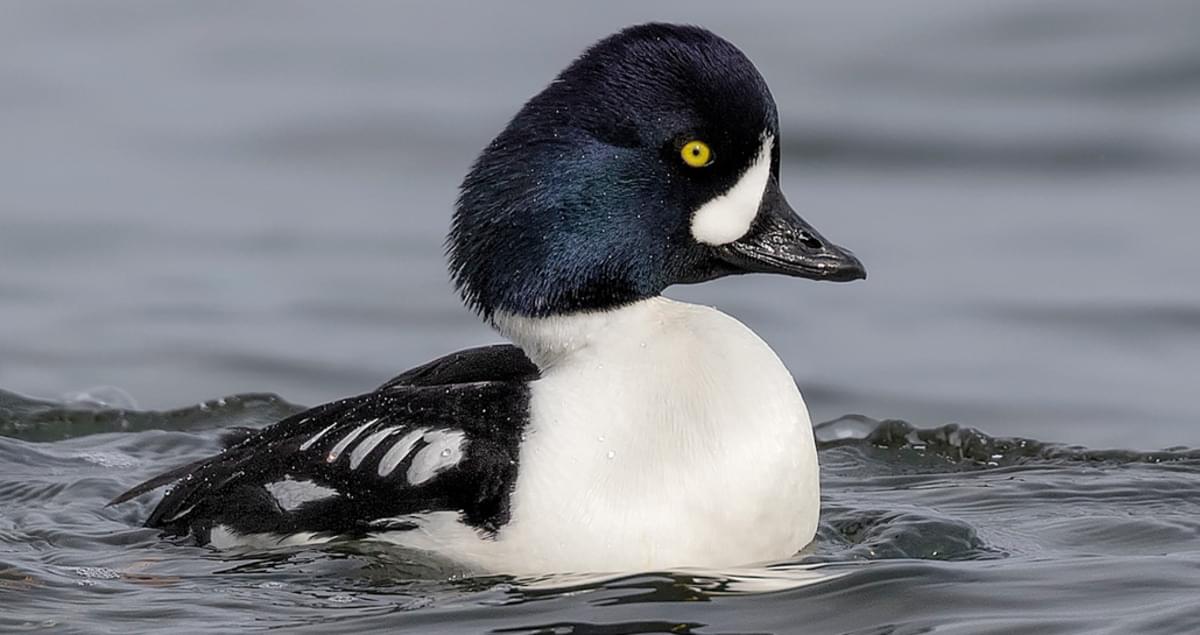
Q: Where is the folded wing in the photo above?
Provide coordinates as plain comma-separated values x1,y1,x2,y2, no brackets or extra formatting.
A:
112,347,534,544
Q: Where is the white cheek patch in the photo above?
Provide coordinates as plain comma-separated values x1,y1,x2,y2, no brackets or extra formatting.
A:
690,135,774,246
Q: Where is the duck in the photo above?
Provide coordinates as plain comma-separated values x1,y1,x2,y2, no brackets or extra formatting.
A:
110,22,865,575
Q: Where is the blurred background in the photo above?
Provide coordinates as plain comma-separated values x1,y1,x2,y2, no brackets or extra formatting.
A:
1,0,1197,449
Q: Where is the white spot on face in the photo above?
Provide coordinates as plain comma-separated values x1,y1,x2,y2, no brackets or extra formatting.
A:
299,422,337,451
349,426,400,470
326,420,376,463
407,429,467,485
689,135,774,246
265,478,338,511
377,428,429,477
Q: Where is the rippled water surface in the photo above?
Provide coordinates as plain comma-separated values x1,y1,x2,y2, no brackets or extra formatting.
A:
3,1,1199,633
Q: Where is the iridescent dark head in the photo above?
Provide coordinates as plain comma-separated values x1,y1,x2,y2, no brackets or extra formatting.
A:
448,23,864,319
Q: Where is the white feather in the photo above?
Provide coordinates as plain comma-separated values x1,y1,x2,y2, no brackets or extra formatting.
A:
690,135,773,245
407,430,467,485
264,478,338,511
298,422,337,451
377,428,428,477
349,426,400,470
409,297,820,574
325,419,376,463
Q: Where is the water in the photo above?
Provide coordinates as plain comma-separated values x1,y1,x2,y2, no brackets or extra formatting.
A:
4,394,1199,633
2,1,1199,632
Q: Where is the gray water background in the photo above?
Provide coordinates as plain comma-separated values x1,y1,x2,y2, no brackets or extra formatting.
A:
2,1,1199,633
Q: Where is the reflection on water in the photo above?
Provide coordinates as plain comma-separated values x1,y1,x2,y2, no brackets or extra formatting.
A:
2,0,1199,632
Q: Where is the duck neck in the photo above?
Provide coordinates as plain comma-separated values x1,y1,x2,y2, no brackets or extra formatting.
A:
492,297,668,370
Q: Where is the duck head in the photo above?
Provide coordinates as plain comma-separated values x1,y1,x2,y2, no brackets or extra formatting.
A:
449,23,865,319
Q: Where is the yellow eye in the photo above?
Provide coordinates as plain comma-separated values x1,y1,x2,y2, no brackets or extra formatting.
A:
680,140,713,167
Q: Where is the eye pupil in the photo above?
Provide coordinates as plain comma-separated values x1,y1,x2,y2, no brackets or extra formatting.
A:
681,140,712,167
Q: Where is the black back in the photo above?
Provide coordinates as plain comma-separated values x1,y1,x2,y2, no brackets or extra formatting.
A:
379,344,538,390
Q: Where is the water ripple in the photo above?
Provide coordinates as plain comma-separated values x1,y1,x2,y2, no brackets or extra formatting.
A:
2,397,1197,633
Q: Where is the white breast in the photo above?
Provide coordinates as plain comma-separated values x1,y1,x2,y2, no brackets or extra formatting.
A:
476,297,820,574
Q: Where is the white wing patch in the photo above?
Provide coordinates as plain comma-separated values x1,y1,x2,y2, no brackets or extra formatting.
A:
690,135,774,246
326,419,376,463
298,422,337,451
348,426,401,470
264,478,338,511
377,428,429,477
407,429,467,485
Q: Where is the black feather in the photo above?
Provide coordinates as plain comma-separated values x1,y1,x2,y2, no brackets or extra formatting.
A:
112,348,533,541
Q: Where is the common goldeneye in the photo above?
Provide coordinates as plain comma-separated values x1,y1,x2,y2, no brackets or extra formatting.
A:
112,23,865,574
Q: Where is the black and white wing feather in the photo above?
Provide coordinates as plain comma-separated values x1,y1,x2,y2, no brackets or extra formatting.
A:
111,346,536,544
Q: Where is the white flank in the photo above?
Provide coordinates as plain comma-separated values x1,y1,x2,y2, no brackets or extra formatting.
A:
479,297,818,574
377,428,429,477
349,426,400,470
407,430,468,485
689,135,773,245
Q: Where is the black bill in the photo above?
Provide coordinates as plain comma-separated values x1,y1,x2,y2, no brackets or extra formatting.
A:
717,176,866,282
